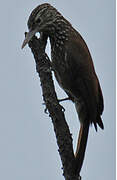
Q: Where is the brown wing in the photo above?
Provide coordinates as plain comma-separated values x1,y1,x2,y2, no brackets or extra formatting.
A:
65,32,104,127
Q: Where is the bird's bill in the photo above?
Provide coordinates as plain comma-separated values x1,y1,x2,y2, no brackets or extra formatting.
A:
21,29,37,49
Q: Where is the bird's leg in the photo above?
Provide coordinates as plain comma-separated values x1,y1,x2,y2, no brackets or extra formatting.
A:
42,97,70,105
42,96,70,113
58,97,71,102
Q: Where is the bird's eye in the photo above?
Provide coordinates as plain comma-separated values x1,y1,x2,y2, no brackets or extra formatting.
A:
35,18,41,24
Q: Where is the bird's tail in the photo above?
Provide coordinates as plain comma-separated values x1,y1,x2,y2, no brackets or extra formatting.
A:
75,121,90,174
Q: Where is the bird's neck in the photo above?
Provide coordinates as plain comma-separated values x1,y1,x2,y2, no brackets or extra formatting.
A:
48,19,73,50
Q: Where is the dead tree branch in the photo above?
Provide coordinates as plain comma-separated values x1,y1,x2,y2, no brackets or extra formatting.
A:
26,33,81,180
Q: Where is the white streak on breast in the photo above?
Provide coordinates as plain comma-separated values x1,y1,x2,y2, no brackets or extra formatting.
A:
65,51,67,62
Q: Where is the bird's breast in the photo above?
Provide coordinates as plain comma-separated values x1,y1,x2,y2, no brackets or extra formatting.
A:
51,47,74,94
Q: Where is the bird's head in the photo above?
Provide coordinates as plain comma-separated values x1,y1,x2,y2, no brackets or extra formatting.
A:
22,3,62,49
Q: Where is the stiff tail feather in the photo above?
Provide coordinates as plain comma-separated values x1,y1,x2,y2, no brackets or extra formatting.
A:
75,121,90,174
94,116,104,131
97,116,104,130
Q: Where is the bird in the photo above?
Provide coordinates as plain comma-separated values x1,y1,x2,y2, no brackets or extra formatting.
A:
22,3,104,175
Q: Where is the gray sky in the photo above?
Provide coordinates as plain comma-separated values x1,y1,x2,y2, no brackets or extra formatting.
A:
0,0,115,180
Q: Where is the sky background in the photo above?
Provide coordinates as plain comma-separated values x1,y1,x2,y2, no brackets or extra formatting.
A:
0,0,115,180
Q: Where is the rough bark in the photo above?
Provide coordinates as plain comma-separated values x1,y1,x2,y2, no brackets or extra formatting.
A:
26,33,81,180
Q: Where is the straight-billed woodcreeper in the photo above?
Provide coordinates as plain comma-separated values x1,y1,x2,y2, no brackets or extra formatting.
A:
22,3,104,175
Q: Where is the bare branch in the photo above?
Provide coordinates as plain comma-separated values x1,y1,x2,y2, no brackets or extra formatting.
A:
26,33,81,180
